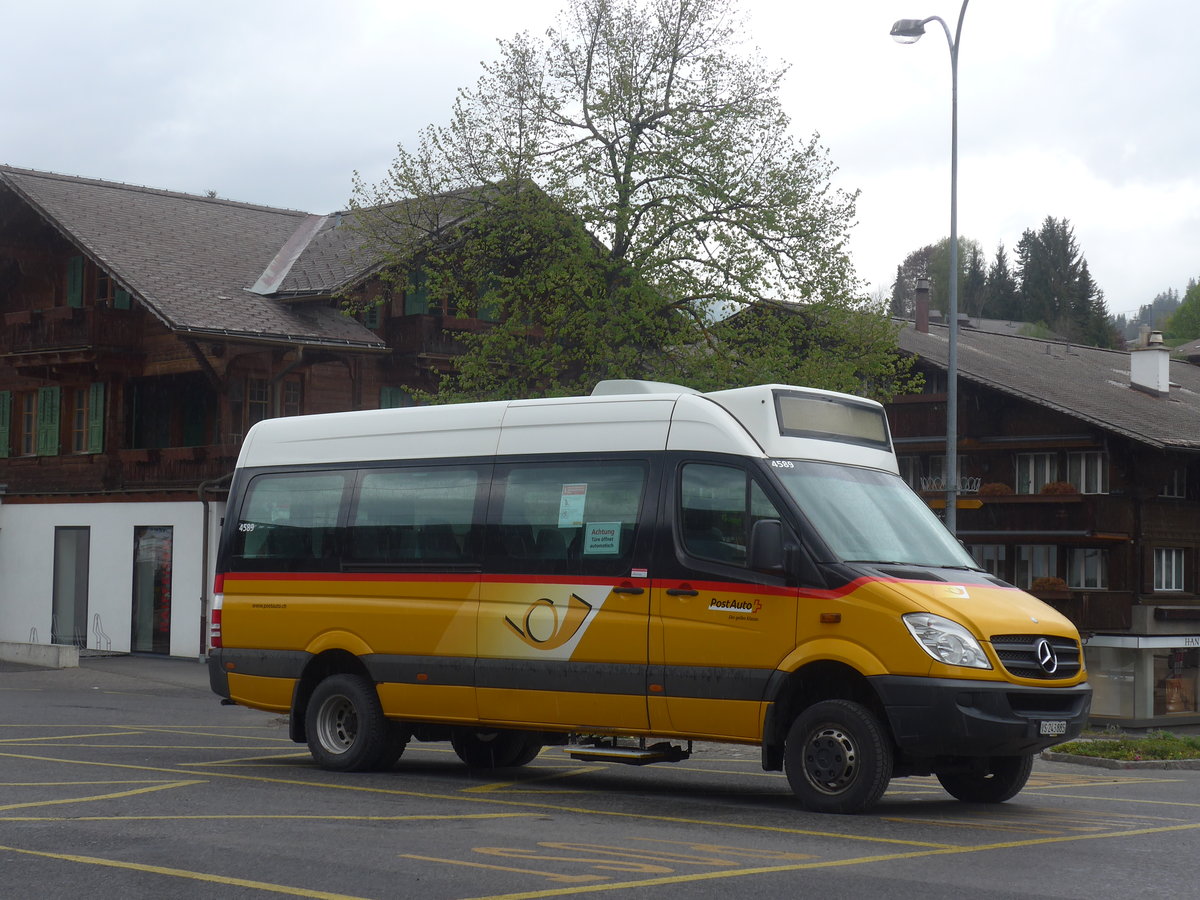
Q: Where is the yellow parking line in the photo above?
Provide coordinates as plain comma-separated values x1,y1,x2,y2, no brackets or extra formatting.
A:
187,752,314,767
459,821,1200,900
463,766,606,793
0,843,370,900
2,813,540,823
0,749,957,848
0,731,143,743
0,781,203,812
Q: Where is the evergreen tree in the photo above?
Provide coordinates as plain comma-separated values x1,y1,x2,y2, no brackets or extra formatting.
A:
984,242,1019,320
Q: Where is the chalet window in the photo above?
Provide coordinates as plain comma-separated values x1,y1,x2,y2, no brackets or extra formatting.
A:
1154,548,1186,592
10,387,63,457
1067,451,1108,494
0,391,9,459
281,379,303,417
1161,467,1187,499
380,387,413,409
1068,548,1107,589
247,378,270,429
68,384,105,454
920,371,948,394
404,267,430,315
229,376,300,441
66,255,85,308
1015,544,1057,589
361,303,381,329
16,391,37,456
969,544,1006,579
1016,453,1056,494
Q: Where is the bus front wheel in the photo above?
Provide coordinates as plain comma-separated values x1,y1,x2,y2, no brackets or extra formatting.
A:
936,754,1033,803
784,699,893,814
306,674,392,772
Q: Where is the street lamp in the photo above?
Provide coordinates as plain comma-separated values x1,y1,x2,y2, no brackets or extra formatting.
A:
892,1,969,536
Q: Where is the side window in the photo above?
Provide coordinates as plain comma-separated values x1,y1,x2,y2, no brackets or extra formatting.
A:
492,461,647,575
679,463,782,567
347,466,483,567
230,472,348,572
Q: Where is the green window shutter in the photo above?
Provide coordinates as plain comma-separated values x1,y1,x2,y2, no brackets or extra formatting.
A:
36,385,61,456
362,303,381,329
405,268,429,315
66,256,84,308
0,391,11,459
114,288,131,310
380,387,410,409
87,382,105,453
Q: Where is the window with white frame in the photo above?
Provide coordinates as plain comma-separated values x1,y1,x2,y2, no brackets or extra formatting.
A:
969,544,1006,579
1161,467,1187,499
1016,453,1056,494
1015,545,1057,589
1068,548,1108,589
1067,451,1108,494
1154,548,1186,592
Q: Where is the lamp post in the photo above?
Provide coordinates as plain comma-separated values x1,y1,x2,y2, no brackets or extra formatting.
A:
891,1,969,536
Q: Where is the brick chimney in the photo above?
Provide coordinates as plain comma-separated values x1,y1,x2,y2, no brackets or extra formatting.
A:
1130,330,1171,397
915,277,930,334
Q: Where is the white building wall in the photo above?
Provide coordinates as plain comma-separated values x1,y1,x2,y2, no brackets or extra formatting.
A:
0,499,226,659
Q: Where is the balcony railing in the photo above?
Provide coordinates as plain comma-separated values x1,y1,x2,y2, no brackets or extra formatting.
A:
2,444,240,496
0,306,144,355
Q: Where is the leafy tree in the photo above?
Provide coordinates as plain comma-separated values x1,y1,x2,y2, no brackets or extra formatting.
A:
1165,278,1200,341
351,0,909,401
889,237,983,322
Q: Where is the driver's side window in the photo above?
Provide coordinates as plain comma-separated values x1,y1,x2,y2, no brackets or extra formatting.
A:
679,463,781,567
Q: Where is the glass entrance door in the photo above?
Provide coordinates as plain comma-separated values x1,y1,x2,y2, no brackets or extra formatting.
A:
52,527,90,647
131,526,173,654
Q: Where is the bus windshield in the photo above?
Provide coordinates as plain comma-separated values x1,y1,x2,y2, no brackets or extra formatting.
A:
772,460,978,569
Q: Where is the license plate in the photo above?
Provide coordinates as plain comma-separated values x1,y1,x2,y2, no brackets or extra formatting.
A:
1039,720,1067,736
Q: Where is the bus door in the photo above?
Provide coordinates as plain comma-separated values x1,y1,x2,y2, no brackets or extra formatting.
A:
476,458,654,731
650,459,799,741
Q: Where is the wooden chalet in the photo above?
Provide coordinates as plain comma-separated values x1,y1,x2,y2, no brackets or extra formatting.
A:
0,166,493,659
890,315,1200,726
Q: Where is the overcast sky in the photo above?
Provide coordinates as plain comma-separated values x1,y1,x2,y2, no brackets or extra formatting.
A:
3,0,1196,318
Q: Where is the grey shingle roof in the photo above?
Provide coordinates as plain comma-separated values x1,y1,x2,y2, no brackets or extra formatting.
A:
0,165,386,350
898,321,1200,452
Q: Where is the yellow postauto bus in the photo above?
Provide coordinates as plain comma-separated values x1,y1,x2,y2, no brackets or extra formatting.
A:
207,380,1091,813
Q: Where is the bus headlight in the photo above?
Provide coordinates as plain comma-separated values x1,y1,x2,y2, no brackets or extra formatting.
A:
903,613,992,669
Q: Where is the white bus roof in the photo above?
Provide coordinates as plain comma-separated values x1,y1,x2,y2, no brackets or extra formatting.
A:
235,381,897,474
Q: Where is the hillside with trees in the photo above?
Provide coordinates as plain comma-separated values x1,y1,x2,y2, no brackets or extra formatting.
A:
891,217,1120,348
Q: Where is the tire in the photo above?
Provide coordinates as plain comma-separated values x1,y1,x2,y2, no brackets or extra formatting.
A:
305,674,391,772
375,721,411,770
936,754,1033,803
451,729,542,768
784,699,893,814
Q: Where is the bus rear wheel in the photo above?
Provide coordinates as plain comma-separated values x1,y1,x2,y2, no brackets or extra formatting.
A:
784,699,893,814
936,754,1033,803
306,674,392,772
451,729,541,768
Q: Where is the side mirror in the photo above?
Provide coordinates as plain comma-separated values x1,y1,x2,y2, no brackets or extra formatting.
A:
747,519,786,574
